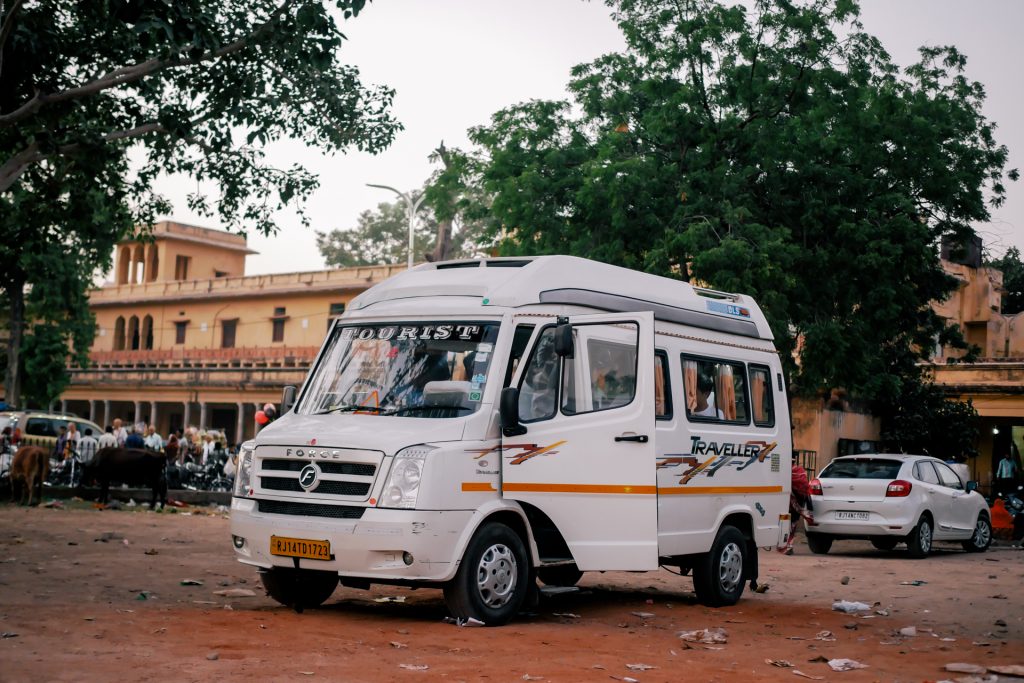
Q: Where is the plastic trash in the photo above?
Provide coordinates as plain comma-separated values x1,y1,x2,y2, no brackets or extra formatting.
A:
213,588,256,597
944,664,987,675
180,579,203,586
398,664,429,671
832,600,871,613
678,627,728,644
828,659,868,672
442,616,484,627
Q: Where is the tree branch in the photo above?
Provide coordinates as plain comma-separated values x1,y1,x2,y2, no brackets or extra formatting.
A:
0,0,293,127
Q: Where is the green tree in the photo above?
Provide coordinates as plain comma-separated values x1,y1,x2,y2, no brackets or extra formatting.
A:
988,246,1024,315
467,0,1016,404
1,0,399,406
317,197,438,268
879,381,979,460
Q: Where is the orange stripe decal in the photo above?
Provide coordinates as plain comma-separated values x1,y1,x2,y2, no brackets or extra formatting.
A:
658,485,784,496
461,482,497,492
503,483,657,495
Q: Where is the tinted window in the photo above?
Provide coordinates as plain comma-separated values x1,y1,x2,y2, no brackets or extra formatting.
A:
820,458,902,479
655,351,672,419
25,418,59,437
749,365,775,427
681,355,749,424
913,461,940,485
934,462,964,490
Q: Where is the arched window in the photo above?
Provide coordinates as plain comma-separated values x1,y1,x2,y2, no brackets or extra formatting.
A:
113,316,126,351
127,315,140,351
133,244,145,284
141,314,154,350
116,247,132,285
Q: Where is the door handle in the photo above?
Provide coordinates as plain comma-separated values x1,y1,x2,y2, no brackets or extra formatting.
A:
615,434,649,443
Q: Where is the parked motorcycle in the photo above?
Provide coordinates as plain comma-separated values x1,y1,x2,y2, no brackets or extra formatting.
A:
1003,486,1024,542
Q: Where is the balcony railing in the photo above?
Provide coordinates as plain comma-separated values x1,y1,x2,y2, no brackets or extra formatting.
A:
88,345,320,369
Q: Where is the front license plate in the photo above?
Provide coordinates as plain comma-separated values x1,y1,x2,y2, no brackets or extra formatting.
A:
835,511,869,521
270,535,332,560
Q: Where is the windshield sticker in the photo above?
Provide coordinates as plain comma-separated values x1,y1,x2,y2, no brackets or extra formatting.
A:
478,343,494,353
472,373,486,385
339,324,485,342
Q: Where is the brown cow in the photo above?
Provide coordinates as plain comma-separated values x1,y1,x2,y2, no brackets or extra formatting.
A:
11,446,49,506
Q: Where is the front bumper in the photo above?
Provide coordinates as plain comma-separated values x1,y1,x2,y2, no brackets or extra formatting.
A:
230,497,472,582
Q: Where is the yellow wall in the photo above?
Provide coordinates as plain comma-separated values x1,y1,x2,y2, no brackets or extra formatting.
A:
791,395,881,474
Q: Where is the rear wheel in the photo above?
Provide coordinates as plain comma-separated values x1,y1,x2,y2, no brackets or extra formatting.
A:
870,537,899,551
537,565,583,587
444,522,529,626
693,525,747,607
806,533,833,555
260,567,338,611
906,515,933,559
962,514,991,553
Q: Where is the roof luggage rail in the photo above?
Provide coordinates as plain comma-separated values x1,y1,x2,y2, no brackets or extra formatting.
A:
692,286,741,302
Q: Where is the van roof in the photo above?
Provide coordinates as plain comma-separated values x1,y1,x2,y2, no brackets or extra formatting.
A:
349,255,775,341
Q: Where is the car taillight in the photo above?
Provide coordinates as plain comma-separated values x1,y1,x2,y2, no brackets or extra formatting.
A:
886,480,913,497
809,478,822,496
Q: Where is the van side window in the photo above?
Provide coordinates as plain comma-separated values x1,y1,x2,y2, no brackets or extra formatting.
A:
503,324,535,387
655,350,672,420
562,327,638,415
518,327,559,422
681,355,749,424
749,365,775,427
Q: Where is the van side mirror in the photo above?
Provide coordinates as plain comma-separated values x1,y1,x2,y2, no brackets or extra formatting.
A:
281,385,297,414
966,480,978,493
500,387,527,437
554,322,574,358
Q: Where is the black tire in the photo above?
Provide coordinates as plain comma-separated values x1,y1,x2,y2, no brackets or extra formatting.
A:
537,565,583,587
870,537,899,551
806,533,833,555
693,525,747,607
962,513,992,553
444,522,530,626
906,515,933,559
260,567,338,611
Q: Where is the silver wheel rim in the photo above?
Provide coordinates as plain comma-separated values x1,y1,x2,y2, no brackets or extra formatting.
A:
718,542,743,594
973,518,991,547
920,521,932,553
477,543,517,609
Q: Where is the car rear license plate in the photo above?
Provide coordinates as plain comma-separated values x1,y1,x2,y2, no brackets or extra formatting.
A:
270,535,332,560
835,511,869,521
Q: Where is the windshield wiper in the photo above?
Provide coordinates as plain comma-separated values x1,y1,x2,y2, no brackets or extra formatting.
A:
386,405,474,416
314,404,386,416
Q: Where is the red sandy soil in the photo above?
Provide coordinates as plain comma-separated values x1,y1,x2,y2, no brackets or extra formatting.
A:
0,503,1021,683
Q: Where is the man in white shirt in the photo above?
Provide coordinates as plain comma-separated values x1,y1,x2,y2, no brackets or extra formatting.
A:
692,374,724,419
144,426,164,451
112,418,127,447
78,428,100,465
98,426,118,449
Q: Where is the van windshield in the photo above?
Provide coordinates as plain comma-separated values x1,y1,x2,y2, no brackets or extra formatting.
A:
299,322,501,419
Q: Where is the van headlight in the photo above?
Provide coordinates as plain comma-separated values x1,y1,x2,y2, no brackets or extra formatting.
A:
233,442,256,497
380,445,434,509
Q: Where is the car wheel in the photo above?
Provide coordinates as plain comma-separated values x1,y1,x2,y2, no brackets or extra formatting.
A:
443,522,530,626
870,537,899,551
961,513,992,553
806,533,833,555
260,567,338,611
906,515,933,559
693,525,747,607
537,565,583,587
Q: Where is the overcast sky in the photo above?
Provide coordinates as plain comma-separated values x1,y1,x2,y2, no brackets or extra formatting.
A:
151,0,1024,276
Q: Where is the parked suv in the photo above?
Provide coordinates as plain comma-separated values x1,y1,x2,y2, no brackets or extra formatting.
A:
0,411,103,454
806,454,990,558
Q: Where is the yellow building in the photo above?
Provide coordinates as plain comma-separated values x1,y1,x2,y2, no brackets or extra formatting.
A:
58,222,404,444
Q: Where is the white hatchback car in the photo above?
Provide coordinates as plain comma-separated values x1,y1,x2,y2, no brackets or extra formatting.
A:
806,454,991,558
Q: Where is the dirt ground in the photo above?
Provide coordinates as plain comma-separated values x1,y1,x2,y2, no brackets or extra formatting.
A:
0,503,1021,683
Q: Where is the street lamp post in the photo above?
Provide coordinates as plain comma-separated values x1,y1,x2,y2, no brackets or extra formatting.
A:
366,183,426,269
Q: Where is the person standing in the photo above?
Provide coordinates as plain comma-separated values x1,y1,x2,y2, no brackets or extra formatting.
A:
125,427,145,449
144,425,164,452
201,434,216,466
64,422,80,460
112,418,127,447
996,453,1018,497
78,428,99,465
164,433,180,464
98,426,117,450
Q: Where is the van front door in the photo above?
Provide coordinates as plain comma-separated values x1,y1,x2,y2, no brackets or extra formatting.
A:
502,312,657,571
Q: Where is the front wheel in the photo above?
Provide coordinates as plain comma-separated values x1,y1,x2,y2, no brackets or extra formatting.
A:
692,525,747,607
962,514,992,553
260,567,338,611
906,515,933,559
444,522,530,626
806,533,833,555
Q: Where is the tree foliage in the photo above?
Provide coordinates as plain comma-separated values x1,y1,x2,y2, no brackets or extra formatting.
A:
988,246,1024,316
880,380,979,460
467,0,1016,405
0,0,399,406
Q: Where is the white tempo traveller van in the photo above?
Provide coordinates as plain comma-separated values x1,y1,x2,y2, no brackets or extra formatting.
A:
230,256,792,625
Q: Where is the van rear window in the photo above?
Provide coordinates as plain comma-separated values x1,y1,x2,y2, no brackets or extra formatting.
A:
820,459,902,479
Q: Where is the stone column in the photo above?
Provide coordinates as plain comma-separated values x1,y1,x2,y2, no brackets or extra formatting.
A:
103,400,110,427
133,400,142,427
61,399,68,414
235,402,245,446
89,400,96,422
199,402,208,431
183,401,192,430
150,401,158,432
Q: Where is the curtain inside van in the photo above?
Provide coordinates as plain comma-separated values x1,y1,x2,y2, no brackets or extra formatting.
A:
751,370,765,422
715,364,737,420
684,360,698,411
